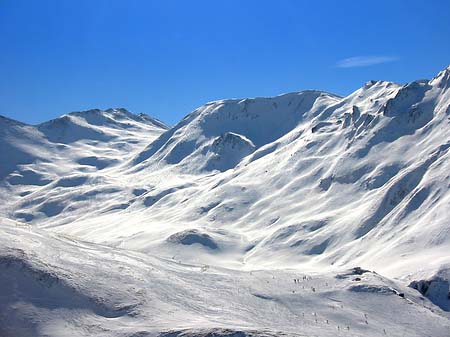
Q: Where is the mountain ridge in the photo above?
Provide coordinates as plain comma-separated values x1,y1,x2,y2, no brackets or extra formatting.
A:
1,65,450,336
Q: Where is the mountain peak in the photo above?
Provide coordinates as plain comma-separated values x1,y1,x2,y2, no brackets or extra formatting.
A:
363,79,398,89
430,65,450,89
105,107,129,113
131,89,341,170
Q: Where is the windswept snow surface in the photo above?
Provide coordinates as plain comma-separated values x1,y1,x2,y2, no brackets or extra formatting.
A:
1,67,450,336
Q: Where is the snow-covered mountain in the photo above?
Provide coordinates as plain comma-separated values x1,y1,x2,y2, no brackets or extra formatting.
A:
1,67,450,336
0,108,168,222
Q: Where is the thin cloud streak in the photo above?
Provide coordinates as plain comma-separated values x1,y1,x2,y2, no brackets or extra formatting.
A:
336,56,398,68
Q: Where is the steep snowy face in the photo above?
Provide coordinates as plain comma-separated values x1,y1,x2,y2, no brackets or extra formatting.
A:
197,132,257,172
430,65,450,90
131,91,341,173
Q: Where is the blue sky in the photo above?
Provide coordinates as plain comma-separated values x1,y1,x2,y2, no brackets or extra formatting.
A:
1,0,450,125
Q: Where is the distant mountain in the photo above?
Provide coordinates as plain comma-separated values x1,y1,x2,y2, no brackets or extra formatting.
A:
0,108,168,180
37,108,168,143
1,66,450,336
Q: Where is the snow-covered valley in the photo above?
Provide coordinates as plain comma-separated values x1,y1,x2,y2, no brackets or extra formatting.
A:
1,66,450,336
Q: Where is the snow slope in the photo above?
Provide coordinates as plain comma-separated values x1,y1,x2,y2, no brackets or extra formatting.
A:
1,66,450,336
1,222,449,337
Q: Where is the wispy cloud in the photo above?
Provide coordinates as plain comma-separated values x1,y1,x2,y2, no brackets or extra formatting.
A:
336,56,398,68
